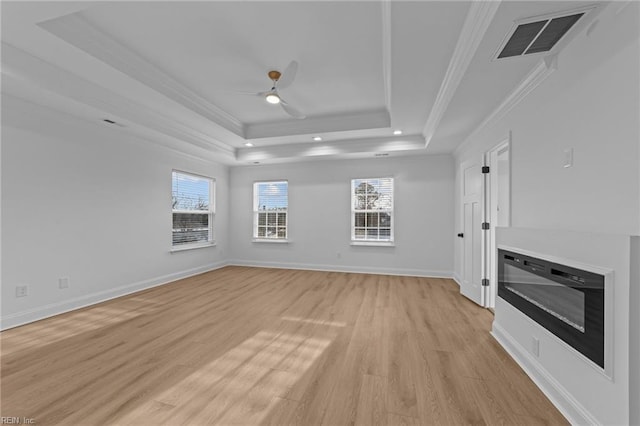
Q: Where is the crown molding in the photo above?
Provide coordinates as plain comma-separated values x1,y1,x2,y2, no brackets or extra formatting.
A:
38,12,245,137
381,0,392,111
245,109,390,139
454,54,557,156
2,93,232,166
1,42,236,160
422,0,501,148
237,135,424,162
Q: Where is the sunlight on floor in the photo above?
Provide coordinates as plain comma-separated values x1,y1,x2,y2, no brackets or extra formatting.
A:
115,326,334,424
281,315,347,328
1,299,160,355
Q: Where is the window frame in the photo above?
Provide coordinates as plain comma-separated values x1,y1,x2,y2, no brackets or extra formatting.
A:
171,170,216,251
350,177,395,246
253,180,289,243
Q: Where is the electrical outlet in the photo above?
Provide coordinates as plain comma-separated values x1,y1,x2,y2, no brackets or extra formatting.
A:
16,285,28,298
59,277,70,289
531,336,540,357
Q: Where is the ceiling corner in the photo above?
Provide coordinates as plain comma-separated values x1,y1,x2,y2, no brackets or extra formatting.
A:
38,11,246,138
457,54,557,156
422,0,502,148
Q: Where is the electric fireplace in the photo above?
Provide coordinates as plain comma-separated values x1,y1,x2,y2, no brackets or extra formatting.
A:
498,248,605,368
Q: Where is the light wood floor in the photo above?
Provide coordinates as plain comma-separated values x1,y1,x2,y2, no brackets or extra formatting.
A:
1,267,567,425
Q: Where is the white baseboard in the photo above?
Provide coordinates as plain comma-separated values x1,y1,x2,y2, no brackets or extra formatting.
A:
491,322,599,426
228,259,453,279
452,274,462,287
2,261,452,330
1,261,229,330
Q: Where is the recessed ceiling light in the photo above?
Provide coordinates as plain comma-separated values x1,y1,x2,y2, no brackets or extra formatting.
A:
313,136,322,141
393,129,403,135
245,142,254,147
252,161,260,165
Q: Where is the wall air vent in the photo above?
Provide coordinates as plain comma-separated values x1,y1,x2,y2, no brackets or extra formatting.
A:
496,6,594,60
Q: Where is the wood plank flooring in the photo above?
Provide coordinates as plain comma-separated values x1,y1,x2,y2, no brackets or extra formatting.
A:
1,267,568,425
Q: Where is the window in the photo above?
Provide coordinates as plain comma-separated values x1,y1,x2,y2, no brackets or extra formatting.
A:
253,181,288,240
171,171,214,248
351,177,394,243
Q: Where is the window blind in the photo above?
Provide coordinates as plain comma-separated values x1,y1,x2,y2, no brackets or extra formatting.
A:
253,181,288,239
351,177,393,242
172,171,214,246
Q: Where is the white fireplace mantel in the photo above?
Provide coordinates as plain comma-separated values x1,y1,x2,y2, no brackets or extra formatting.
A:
493,227,639,426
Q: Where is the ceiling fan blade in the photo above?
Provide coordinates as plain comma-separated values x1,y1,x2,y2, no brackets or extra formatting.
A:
231,90,267,96
276,60,298,89
280,99,306,119
212,89,264,97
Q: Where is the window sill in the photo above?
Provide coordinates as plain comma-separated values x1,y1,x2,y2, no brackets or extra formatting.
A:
252,239,290,244
170,242,216,253
350,241,395,247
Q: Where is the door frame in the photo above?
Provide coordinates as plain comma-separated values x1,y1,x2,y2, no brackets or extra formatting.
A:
483,135,511,308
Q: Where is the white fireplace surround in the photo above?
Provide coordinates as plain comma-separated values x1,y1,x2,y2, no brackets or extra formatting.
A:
494,227,638,425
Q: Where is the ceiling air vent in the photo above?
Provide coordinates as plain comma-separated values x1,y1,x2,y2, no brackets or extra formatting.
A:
496,8,591,59
102,118,126,127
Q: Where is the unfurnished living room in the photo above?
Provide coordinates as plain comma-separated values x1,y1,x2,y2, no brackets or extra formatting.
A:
1,1,639,425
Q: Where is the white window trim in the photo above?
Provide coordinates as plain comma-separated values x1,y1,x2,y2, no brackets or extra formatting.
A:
171,170,216,250
253,180,289,241
170,241,217,253
350,177,395,244
350,241,395,247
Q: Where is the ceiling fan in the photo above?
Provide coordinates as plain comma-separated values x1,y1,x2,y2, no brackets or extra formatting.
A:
238,61,306,119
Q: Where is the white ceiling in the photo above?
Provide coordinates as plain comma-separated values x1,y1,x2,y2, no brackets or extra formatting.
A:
1,1,603,165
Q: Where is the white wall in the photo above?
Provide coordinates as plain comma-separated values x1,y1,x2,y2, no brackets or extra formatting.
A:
453,3,639,424
454,2,640,242
229,155,454,277
631,236,640,426
1,96,229,329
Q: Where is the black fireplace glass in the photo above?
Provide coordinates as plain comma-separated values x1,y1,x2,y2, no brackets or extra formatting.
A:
498,249,605,368
503,263,585,332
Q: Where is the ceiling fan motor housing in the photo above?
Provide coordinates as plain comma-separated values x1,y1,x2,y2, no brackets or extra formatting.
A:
268,70,281,82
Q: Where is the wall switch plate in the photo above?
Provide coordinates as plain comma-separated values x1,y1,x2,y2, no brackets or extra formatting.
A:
16,285,28,298
563,148,573,168
59,277,70,289
531,336,540,357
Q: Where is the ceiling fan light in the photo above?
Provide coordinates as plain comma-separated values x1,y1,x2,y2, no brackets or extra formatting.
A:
265,93,280,104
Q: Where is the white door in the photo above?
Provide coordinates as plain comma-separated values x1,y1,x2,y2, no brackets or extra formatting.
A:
460,159,484,306
485,141,511,308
